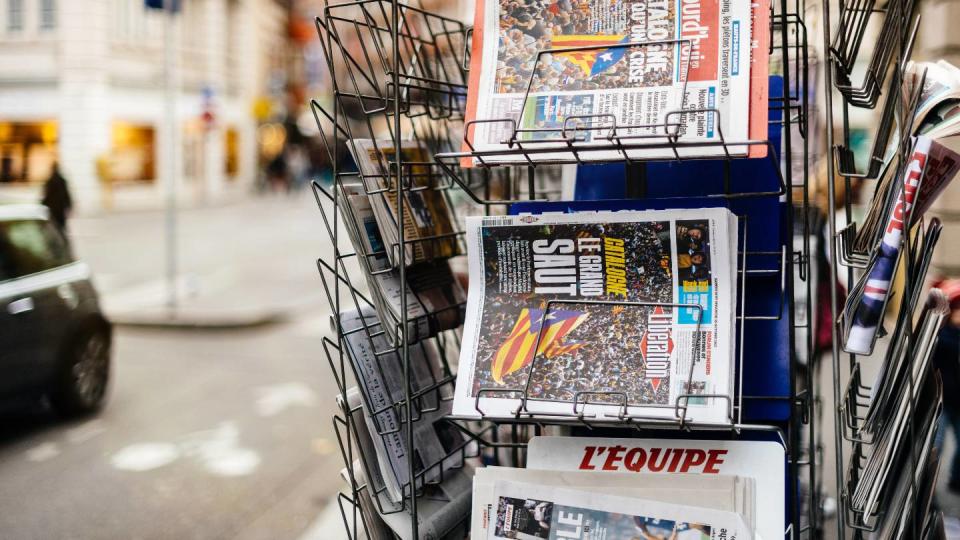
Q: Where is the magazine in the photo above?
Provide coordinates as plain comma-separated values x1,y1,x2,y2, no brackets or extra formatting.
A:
488,480,752,539
907,60,960,133
452,208,738,423
525,436,784,540
340,308,469,503
472,467,756,540
336,181,466,344
462,0,756,164
348,138,462,267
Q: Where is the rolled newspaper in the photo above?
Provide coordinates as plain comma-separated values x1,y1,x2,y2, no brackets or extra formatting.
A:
846,135,960,353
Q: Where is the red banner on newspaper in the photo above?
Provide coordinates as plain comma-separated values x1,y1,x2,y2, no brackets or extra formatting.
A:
679,0,720,82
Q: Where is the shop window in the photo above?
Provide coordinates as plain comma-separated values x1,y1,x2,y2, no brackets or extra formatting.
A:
225,127,239,178
0,121,58,183
109,122,156,182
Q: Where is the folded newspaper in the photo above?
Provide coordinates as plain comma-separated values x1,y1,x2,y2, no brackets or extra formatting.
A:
842,136,960,354
339,309,469,504
338,387,474,540
487,479,752,539
337,181,466,344
843,60,960,354
462,0,758,164
348,139,462,267
453,208,738,423
525,436,784,540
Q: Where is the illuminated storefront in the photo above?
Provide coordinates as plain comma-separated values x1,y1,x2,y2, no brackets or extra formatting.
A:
109,122,156,183
0,121,58,184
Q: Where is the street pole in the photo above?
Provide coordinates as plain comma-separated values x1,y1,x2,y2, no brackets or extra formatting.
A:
163,0,178,313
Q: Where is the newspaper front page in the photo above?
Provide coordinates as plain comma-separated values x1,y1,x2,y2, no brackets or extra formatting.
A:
489,480,752,539
453,208,737,423
464,0,753,163
525,436,783,540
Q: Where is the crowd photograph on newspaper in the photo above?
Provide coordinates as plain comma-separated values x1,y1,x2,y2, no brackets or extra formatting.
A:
6,0,960,539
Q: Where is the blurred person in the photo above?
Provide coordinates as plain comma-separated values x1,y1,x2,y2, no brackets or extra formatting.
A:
0,149,11,182
933,278,960,493
41,162,73,234
265,151,290,193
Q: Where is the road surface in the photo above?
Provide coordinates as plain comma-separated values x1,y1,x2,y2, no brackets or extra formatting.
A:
0,194,348,539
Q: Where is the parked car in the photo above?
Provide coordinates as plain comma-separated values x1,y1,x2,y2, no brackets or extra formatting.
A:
0,204,112,415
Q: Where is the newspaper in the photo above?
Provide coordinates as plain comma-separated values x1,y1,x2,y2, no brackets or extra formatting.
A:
525,436,784,540
340,308,469,503
842,136,960,354
337,181,466,344
339,464,393,540
906,60,960,132
472,467,756,539
463,0,754,163
348,139,462,267
338,388,474,540
852,371,941,522
850,60,960,258
488,480,752,539
453,208,738,422
861,288,948,439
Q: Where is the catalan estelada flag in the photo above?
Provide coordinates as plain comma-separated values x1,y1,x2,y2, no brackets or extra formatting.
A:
490,308,588,383
550,34,629,78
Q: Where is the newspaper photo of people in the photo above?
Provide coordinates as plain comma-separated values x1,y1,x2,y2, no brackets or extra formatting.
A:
495,0,676,94
453,209,738,422
493,496,713,540
470,220,676,407
465,0,753,162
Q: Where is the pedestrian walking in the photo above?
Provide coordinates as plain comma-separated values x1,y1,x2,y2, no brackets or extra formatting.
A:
41,162,73,234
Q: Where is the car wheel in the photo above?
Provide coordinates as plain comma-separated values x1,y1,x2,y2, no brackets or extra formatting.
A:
50,326,111,416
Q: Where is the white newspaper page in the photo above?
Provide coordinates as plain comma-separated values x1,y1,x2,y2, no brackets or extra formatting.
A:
489,480,752,539
466,0,752,163
453,208,737,423
472,467,754,539
526,436,784,540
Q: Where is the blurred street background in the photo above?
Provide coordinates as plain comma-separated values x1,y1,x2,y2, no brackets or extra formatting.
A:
0,1,355,538
0,195,351,540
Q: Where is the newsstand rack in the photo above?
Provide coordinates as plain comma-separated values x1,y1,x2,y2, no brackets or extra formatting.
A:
821,0,949,532
309,0,830,536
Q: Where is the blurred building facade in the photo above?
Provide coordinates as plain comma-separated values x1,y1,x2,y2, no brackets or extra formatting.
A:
0,0,290,211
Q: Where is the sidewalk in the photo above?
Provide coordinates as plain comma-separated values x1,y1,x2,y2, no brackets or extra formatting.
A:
69,192,331,329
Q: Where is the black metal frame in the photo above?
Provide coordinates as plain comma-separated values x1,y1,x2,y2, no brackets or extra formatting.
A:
311,0,824,536
822,0,947,528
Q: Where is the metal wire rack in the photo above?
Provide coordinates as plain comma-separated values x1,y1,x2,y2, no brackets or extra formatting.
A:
310,0,823,536
821,0,949,527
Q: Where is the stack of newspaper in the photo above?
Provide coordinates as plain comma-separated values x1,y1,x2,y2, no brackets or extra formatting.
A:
335,306,477,539
453,207,739,424
336,172,466,345
338,387,474,540
461,0,771,163
841,60,960,355
471,436,784,539
844,289,949,534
